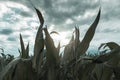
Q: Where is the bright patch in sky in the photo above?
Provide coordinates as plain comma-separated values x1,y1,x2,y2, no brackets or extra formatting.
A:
51,31,71,46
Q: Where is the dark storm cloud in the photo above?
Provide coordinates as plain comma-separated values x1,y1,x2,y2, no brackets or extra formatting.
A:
1,0,100,30
101,28,120,33
25,0,120,33
102,28,116,33
20,10,33,17
0,29,13,35
36,0,99,25
19,27,31,32
0,0,120,56
28,0,100,32
3,0,119,35
101,7,120,21
23,35,30,38
1,12,20,23
8,7,33,17
1,0,120,25
99,0,120,21
27,20,39,27
53,11,99,31
7,37,16,41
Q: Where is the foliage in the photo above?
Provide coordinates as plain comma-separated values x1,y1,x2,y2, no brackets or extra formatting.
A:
0,48,14,72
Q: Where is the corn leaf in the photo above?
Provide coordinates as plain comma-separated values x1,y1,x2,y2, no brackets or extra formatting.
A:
44,27,59,80
93,47,120,63
18,48,22,57
63,27,80,64
33,8,44,70
98,42,119,50
104,42,119,50
25,42,29,58
50,31,59,35
74,27,80,60
44,27,60,65
34,7,44,27
69,34,74,43
62,34,75,64
76,9,101,57
19,34,26,58
56,42,60,54
94,45,120,80
75,26,80,44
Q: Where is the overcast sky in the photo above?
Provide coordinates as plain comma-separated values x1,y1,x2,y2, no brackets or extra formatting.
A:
0,0,120,56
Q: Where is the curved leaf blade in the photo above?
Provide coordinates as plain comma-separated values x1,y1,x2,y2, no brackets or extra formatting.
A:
33,8,44,70
76,9,101,57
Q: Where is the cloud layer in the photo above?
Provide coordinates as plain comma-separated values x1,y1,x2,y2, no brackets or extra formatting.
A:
0,0,120,56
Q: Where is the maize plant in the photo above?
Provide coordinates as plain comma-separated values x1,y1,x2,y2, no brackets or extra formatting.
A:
0,48,14,73
0,7,120,80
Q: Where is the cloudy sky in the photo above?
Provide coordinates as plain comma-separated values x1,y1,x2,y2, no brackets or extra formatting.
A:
0,0,120,56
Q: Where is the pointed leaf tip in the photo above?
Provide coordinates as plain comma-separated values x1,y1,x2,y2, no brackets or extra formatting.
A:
76,9,101,56
34,7,44,26
19,34,26,58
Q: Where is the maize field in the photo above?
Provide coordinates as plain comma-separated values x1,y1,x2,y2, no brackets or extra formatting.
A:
0,7,120,80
